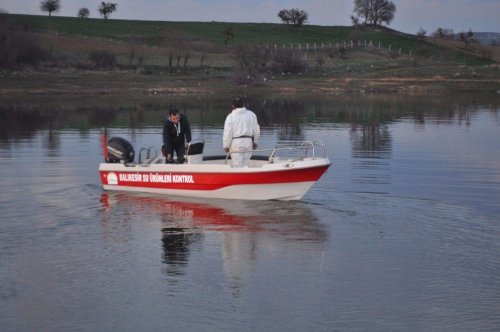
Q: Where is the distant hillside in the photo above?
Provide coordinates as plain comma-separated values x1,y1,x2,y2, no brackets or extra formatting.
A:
0,14,484,53
1,13,497,75
473,32,500,45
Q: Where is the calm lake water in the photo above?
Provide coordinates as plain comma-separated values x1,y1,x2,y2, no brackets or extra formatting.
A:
1,93,499,331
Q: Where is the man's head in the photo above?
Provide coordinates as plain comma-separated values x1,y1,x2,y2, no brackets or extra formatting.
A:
232,97,245,109
169,109,180,123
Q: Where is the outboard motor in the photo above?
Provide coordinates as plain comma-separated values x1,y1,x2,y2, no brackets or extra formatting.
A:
106,136,135,163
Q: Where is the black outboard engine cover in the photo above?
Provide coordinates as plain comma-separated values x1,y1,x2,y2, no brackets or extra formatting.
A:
106,137,135,163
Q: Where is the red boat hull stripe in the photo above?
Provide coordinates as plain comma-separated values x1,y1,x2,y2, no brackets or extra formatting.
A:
100,165,329,191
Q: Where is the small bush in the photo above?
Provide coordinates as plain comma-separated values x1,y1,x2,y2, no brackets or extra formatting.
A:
230,70,256,86
88,50,117,69
0,29,47,69
269,49,307,74
0,15,47,69
413,46,432,59
232,44,270,75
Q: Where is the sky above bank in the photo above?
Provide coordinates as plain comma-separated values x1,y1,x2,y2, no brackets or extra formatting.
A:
2,0,499,34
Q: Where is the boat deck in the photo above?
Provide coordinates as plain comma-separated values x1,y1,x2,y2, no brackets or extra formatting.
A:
140,154,286,168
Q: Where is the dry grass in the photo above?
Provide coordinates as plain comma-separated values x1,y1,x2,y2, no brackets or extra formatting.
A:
37,32,164,57
425,36,500,62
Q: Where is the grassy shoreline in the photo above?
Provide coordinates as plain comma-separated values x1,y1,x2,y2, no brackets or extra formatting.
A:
2,68,499,96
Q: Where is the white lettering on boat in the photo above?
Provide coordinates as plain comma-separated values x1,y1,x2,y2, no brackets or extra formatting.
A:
116,172,194,184
172,174,194,183
149,173,171,183
119,173,142,182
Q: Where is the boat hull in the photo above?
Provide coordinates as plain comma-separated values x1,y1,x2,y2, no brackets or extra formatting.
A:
99,158,330,200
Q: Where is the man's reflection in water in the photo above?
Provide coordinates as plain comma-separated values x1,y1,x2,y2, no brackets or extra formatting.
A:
221,232,258,298
161,227,202,277
101,193,326,295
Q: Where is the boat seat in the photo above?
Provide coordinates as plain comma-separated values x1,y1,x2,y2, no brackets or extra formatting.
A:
187,142,204,155
186,141,204,164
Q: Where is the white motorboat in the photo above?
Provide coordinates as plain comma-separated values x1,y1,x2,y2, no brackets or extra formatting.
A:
99,136,331,201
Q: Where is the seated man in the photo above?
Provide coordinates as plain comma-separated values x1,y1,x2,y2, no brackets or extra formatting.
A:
162,109,191,163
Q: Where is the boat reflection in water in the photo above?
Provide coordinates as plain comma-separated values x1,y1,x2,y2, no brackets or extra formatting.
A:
99,192,327,294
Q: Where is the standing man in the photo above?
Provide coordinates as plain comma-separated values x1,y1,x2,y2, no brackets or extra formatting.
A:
163,109,191,163
223,97,260,167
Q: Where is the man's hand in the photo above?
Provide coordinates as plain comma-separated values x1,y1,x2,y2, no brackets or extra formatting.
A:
252,143,258,150
224,148,229,153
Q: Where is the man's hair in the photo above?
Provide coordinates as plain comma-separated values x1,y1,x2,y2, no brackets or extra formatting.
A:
232,97,245,108
169,109,179,116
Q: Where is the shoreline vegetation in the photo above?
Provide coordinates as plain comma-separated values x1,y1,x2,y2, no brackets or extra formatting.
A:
1,14,499,96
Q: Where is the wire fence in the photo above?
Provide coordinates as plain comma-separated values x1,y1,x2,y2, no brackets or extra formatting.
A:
265,40,413,58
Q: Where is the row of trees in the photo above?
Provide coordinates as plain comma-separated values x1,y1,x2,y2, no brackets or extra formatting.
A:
279,2,475,51
40,0,117,20
417,27,477,49
38,1,393,28
278,0,397,28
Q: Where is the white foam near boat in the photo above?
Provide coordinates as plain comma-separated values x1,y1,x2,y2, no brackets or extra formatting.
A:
98,137,331,201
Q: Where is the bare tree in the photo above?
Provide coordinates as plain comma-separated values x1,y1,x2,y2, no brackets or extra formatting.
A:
198,41,209,72
278,8,309,28
182,49,190,73
127,36,137,67
432,27,454,39
458,29,474,49
352,0,396,26
164,33,177,74
222,27,234,52
98,2,117,20
416,27,426,41
40,0,61,17
164,31,190,74
78,7,89,18
350,15,360,28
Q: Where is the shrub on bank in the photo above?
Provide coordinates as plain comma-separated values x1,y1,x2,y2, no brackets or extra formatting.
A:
88,50,117,69
269,49,308,74
0,16,47,69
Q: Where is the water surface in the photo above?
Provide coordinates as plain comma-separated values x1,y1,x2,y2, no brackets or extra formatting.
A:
0,93,499,331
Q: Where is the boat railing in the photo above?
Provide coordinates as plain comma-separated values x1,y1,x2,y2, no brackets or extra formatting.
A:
226,140,326,163
267,140,326,163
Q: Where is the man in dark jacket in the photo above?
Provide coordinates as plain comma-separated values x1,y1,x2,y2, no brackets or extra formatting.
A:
162,109,191,163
